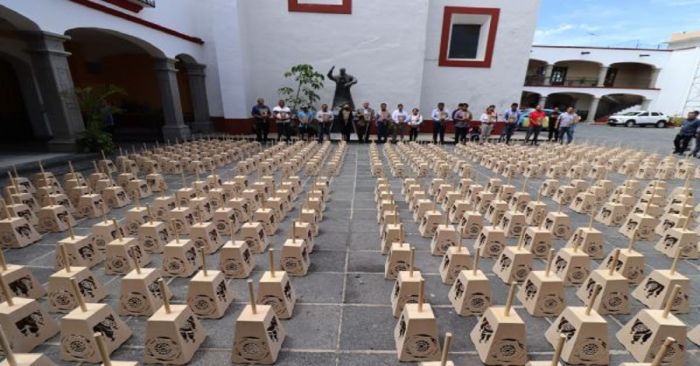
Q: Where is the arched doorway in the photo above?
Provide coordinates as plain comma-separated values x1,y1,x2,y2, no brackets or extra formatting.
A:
64,28,166,141
524,59,548,86
0,7,52,147
606,62,655,89
175,53,211,134
520,91,542,108
546,92,595,120
599,93,645,119
551,60,604,87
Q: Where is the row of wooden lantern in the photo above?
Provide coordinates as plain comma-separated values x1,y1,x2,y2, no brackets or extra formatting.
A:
369,140,700,365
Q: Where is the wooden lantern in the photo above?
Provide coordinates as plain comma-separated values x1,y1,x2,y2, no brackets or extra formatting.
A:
430,217,458,256
190,218,224,254
493,231,533,284
143,280,206,365
565,215,604,259
0,275,57,353
617,285,687,366
543,206,572,240
552,239,592,287
458,211,483,239
118,256,171,317
280,239,310,277
238,222,268,254
60,279,131,362
231,280,286,364
517,250,565,317
448,254,490,316
469,284,528,365
187,249,233,319
219,239,255,279
257,250,296,319
391,248,422,318
599,230,645,285
0,251,44,301
168,202,195,235
137,209,170,254
37,197,75,233
384,242,411,280
0,200,41,248
0,324,56,366
439,237,472,285
654,213,698,259
545,285,610,365
394,280,441,362
576,249,630,315
161,226,201,278
105,220,150,275
631,250,689,314
48,245,106,313
524,200,548,227
476,225,506,258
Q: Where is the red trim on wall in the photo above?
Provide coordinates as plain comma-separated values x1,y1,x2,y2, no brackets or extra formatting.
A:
102,0,143,13
288,0,352,14
438,6,500,68
68,0,205,45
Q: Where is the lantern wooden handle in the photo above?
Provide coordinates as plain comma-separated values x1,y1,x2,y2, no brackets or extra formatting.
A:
651,337,676,366
440,332,452,366
94,332,112,366
200,248,207,277
60,244,71,273
662,285,681,319
409,247,415,277
551,334,566,366
158,279,170,314
0,250,6,272
504,282,517,317
417,279,425,312
0,326,17,366
608,249,620,276
545,248,555,277
586,285,602,316
268,249,275,278
247,279,257,314
70,278,87,312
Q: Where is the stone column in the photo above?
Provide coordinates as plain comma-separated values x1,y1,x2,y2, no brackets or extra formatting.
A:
586,97,601,122
154,58,191,141
641,98,652,110
544,64,554,86
649,68,661,88
538,95,547,108
25,31,84,151
597,66,610,87
185,63,212,134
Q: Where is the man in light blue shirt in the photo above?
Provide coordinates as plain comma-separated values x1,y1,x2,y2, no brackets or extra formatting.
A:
431,102,451,144
296,105,315,141
500,103,521,145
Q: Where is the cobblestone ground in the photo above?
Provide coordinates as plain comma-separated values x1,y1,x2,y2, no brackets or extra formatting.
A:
4,124,700,365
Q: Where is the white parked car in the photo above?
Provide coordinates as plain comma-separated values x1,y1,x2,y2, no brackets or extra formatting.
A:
607,111,668,128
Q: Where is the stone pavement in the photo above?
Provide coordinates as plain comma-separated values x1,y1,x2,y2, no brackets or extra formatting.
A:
4,124,700,365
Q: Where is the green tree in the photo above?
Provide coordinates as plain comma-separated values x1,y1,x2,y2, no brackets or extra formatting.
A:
73,85,126,154
278,64,325,112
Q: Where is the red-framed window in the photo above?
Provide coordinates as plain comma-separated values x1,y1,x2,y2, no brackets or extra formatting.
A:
438,6,500,68
288,0,352,14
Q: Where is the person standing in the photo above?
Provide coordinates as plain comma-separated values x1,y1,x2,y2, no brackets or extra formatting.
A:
376,103,391,143
273,99,292,143
251,98,271,143
525,104,545,146
431,102,451,144
479,105,497,143
675,111,700,154
296,105,314,141
557,107,580,145
547,107,561,142
391,103,409,142
355,101,375,143
501,103,521,145
454,103,471,144
408,108,423,141
315,104,334,142
338,104,354,142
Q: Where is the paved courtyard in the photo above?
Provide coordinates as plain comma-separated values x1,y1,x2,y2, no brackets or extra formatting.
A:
3,123,700,365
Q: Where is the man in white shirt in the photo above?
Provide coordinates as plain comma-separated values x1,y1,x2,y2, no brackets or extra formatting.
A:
479,105,497,143
556,107,580,145
315,103,334,142
431,102,451,144
272,100,292,143
391,104,409,142
408,108,423,142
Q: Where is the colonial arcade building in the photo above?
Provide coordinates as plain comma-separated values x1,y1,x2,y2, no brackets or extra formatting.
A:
0,0,540,150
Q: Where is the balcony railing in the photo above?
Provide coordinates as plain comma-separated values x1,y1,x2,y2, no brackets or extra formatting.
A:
524,75,654,89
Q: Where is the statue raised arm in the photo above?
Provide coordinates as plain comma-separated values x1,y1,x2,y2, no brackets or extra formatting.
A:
327,66,357,110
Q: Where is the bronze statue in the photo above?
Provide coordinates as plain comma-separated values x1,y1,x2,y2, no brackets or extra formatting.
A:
327,66,357,110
